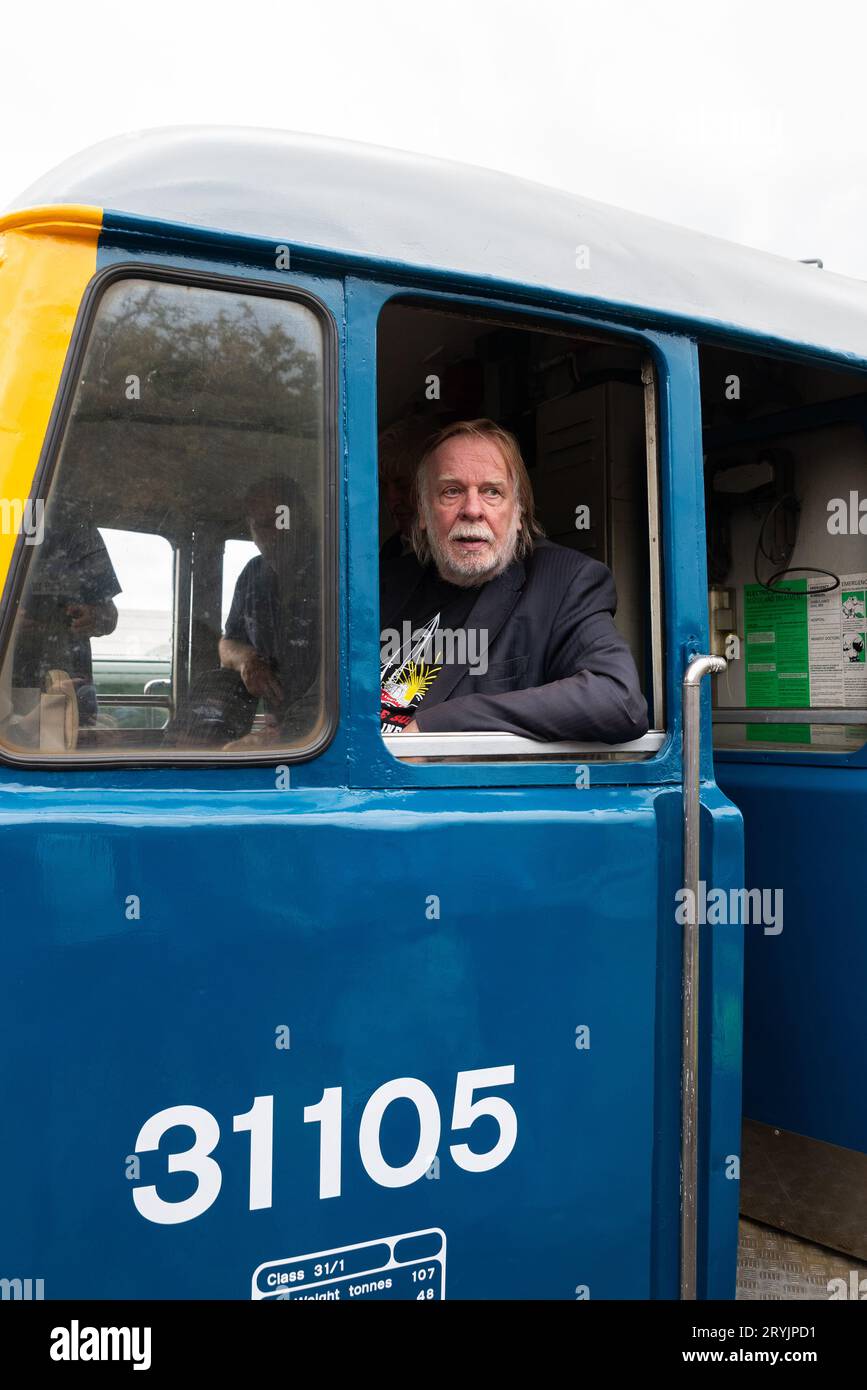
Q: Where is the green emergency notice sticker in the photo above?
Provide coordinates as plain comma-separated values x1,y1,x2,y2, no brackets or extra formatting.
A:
743,579,809,708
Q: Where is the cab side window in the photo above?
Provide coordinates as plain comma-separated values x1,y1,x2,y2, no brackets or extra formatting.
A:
0,276,333,759
700,343,867,754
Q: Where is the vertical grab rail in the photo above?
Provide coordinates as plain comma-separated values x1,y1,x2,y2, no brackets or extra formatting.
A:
680,653,726,1301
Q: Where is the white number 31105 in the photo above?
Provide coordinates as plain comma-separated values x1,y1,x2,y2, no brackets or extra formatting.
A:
132,1065,517,1226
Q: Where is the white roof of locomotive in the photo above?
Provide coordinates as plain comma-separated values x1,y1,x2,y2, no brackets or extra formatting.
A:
10,125,867,360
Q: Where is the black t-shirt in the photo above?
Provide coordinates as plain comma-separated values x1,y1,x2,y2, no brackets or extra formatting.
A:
380,566,479,731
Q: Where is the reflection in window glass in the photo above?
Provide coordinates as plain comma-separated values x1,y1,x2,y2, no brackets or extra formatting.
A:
94,529,174,662
0,278,329,758
88,529,174,732
222,539,260,631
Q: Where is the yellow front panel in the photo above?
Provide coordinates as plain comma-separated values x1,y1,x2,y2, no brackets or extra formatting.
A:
0,206,102,589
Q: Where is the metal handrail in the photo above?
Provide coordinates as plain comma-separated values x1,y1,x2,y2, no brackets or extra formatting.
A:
681,653,726,1301
96,694,172,708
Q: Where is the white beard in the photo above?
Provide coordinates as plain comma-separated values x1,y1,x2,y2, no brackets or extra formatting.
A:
427,512,521,587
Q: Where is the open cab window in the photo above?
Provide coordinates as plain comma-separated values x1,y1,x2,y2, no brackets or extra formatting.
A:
376,299,664,764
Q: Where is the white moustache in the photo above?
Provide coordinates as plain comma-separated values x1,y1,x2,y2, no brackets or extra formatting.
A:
449,528,494,542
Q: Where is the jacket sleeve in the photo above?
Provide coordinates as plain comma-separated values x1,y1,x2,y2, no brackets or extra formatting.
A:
414,560,649,743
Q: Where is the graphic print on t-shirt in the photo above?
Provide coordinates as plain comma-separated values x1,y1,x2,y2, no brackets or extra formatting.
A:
380,612,443,732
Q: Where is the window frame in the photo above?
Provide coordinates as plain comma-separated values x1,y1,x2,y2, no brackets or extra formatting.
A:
373,291,667,768
0,261,340,769
697,332,867,767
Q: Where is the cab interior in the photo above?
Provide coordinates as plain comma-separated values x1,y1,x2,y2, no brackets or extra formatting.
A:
699,339,867,1259
377,298,661,733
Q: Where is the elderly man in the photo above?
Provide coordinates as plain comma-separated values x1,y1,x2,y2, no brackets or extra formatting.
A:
379,418,648,742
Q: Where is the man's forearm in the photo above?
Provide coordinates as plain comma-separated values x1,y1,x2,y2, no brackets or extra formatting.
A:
415,671,649,743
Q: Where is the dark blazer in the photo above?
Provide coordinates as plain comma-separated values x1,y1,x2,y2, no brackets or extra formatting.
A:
380,539,649,743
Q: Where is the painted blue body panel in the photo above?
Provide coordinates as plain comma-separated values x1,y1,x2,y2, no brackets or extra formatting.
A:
716,761,867,1155
0,218,746,1298
0,783,742,1299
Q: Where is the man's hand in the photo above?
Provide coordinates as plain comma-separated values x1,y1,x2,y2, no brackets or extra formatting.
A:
239,653,284,704
403,718,420,733
220,636,284,704
223,714,280,751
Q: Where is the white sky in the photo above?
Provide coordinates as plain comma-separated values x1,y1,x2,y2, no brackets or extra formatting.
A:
3,0,866,279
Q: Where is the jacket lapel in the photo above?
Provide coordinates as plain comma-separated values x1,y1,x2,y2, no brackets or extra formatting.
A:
421,558,526,709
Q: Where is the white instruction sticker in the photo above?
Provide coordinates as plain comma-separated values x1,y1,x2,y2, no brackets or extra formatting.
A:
251,1227,446,1301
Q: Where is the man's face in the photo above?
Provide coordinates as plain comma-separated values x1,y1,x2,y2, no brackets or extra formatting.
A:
421,435,520,586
